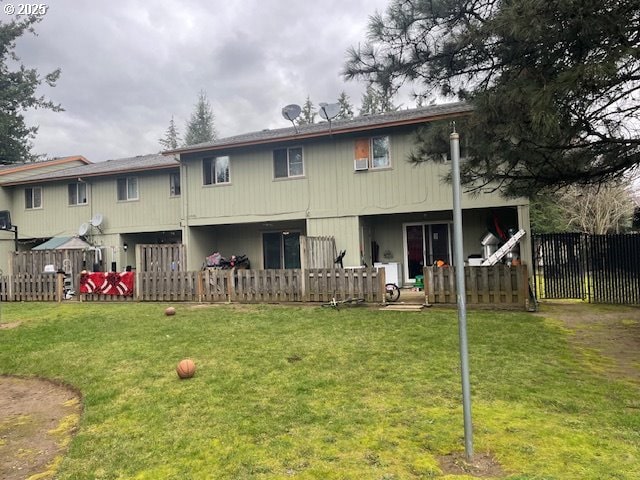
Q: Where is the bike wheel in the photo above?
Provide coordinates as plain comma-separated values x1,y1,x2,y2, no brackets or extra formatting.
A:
385,283,400,302
344,297,365,306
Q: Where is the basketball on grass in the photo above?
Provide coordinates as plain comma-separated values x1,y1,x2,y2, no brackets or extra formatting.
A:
165,307,176,316
176,359,196,379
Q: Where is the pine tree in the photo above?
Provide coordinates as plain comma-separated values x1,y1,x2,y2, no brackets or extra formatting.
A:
345,0,640,195
359,85,397,116
184,91,217,146
297,96,316,126
359,86,380,116
336,91,354,120
159,115,180,150
0,16,62,164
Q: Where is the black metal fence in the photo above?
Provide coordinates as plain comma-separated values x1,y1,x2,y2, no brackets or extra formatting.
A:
533,233,640,304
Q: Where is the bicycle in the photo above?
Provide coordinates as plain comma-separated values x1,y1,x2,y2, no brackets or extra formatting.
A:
385,283,401,302
321,297,366,309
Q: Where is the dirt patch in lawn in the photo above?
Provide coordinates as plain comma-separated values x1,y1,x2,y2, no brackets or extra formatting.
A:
0,321,21,330
536,302,640,384
0,376,81,480
438,451,506,477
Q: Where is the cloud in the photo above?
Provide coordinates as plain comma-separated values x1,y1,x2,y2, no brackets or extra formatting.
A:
10,0,393,162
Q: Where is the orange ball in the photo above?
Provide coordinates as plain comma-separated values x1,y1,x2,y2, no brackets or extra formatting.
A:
176,359,196,379
165,307,176,316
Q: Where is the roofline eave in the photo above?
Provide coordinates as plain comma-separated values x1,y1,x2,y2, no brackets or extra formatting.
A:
164,109,473,157
0,163,179,187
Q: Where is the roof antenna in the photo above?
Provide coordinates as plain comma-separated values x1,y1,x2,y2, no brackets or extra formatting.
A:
281,104,302,133
318,102,340,134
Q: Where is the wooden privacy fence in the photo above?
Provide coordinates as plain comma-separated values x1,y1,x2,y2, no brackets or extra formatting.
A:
10,250,86,276
425,265,530,308
0,273,64,302
132,268,383,303
2,268,382,303
299,236,337,269
136,244,186,272
198,269,304,303
305,268,384,303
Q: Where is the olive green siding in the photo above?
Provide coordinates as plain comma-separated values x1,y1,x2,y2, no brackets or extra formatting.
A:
183,131,523,226
11,172,180,239
306,216,361,267
181,131,528,270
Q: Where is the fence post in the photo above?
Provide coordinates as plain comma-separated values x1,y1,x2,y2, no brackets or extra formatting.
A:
520,264,530,310
227,270,234,303
197,270,203,302
299,236,308,300
7,252,14,300
378,267,386,304
56,272,64,303
135,244,142,301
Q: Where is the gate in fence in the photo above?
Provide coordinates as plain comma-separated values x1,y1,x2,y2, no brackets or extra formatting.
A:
533,233,640,304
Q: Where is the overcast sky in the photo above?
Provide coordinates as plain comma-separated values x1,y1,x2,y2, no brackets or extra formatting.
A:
2,0,408,162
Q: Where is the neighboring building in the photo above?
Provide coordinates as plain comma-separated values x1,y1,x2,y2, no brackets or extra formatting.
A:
0,103,532,286
0,156,91,272
0,154,181,273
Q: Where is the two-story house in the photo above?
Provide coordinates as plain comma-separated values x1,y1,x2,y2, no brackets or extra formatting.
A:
0,154,181,273
169,102,530,285
0,156,91,270
0,102,531,287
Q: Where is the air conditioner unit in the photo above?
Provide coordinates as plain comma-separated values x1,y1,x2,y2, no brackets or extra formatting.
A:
354,158,369,171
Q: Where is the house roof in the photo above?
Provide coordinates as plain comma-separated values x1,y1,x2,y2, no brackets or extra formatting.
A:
0,156,92,184
1,153,179,186
32,236,92,250
168,102,473,156
0,156,90,174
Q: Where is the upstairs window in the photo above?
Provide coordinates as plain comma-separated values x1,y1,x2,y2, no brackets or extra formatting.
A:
354,136,391,170
273,147,303,179
117,177,138,201
371,136,390,168
68,182,88,205
170,172,181,196
25,186,42,209
203,156,230,185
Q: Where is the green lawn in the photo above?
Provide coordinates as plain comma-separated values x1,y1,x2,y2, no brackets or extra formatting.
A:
0,302,638,479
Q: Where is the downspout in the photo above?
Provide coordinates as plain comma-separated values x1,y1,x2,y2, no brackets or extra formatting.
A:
179,155,189,266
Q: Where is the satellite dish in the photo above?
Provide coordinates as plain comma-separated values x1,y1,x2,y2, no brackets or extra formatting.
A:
78,223,90,236
90,213,104,227
281,104,301,122
318,102,340,120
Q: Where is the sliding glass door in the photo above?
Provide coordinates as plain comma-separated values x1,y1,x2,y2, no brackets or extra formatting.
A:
262,232,301,269
403,223,452,282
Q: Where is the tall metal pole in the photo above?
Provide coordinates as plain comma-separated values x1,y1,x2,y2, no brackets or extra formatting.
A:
450,128,474,460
